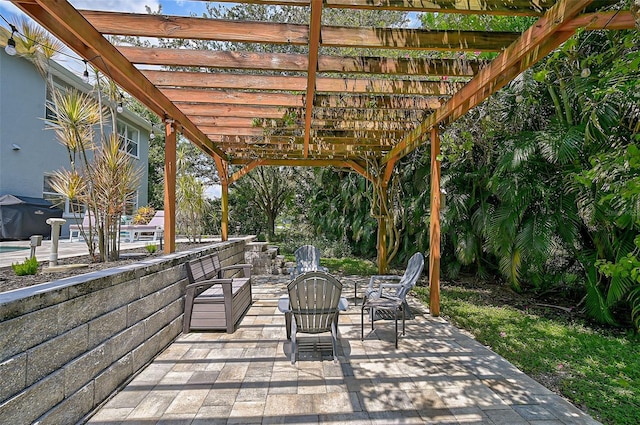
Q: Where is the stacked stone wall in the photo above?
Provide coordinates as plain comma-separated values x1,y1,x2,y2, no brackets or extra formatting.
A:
0,239,247,424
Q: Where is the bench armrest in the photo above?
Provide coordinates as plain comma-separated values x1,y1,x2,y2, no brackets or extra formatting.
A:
183,278,234,334
218,264,253,278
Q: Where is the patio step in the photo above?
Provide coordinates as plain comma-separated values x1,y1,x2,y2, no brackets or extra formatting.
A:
244,245,286,274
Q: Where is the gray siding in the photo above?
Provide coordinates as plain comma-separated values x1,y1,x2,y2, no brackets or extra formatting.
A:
0,54,151,238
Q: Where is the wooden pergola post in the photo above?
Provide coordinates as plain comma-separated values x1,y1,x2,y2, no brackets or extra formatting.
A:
163,119,177,254
215,157,229,241
429,127,441,316
376,189,388,274
221,182,229,241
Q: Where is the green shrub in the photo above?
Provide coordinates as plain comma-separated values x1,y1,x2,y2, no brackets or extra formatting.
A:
11,257,39,276
145,244,158,254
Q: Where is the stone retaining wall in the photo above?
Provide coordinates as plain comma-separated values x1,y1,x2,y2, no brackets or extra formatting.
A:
0,239,247,424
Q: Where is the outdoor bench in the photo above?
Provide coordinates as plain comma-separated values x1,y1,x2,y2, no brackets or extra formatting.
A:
183,252,253,334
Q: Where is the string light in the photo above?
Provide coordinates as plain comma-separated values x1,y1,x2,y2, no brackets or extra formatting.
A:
82,59,89,82
5,24,17,56
116,92,124,113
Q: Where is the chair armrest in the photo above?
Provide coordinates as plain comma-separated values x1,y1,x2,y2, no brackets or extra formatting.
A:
378,282,404,298
185,278,233,291
218,264,253,278
366,275,401,295
185,278,233,302
366,281,403,299
277,295,290,313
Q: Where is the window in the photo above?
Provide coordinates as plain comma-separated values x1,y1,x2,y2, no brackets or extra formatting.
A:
43,174,84,215
124,191,139,216
45,83,65,122
117,122,139,158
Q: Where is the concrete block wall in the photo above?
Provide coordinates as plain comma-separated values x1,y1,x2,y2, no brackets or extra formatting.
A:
0,239,247,424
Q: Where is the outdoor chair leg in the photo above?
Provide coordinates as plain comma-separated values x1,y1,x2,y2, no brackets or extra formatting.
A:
371,308,375,330
401,305,406,336
394,308,399,348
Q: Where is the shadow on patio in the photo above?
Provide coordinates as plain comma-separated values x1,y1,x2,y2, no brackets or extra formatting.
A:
87,275,599,425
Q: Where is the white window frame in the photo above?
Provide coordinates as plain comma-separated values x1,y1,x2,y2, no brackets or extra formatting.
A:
45,82,66,123
117,121,140,158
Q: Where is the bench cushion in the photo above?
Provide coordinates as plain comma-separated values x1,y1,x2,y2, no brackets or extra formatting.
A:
194,278,250,301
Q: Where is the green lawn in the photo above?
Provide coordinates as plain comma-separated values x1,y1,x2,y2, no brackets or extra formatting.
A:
413,284,640,425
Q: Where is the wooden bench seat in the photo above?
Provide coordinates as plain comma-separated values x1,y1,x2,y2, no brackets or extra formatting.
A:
183,252,253,334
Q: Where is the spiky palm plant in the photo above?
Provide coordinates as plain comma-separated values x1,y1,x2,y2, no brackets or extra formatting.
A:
46,86,142,262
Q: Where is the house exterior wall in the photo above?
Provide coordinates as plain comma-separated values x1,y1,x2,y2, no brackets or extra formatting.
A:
0,53,151,238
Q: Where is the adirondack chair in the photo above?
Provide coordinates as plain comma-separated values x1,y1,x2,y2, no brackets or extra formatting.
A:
361,252,424,347
291,245,328,277
283,271,344,364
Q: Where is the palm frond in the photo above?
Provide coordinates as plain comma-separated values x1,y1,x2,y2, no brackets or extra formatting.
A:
583,259,617,325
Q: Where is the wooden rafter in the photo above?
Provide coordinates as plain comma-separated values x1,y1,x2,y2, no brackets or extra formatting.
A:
305,0,324,157
82,11,520,52
144,70,462,96
163,89,442,110
118,46,485,76
189,0,565,15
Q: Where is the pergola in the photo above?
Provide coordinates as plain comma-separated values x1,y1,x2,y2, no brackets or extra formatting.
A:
11,0,635,314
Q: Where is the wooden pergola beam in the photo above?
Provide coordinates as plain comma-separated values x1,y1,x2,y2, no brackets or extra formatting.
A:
83,11,519,52
383,0,600,164
193,115,420,130
229,158,363,167
212,135,399,145
144,70,461,96
179,103,427,121
229,160,265,184
304,0,323,157
163,88,441,110
118,46,485,76
194,0,564,15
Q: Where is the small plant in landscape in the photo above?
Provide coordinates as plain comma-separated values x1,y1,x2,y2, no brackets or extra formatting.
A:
145,244,158,254
11,257,39,276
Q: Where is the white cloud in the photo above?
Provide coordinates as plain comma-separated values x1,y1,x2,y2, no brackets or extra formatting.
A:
69,0,160,13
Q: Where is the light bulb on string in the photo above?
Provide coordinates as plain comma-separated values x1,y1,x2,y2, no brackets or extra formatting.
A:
82,59,89,82
581,67,591,78
5,24,17,56
116,93,124,113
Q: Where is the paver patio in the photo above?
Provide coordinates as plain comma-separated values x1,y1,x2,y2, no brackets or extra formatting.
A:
87,275,600,425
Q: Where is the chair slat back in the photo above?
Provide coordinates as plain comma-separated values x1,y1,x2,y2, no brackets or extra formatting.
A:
294,245,323,274
287,271,342,334
187,253,221,283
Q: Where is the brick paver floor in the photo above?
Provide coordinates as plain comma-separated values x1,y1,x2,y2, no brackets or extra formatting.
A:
87,275,600,424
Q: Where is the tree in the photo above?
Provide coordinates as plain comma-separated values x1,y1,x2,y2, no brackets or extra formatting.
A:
175,143,211,241
231,166,296,240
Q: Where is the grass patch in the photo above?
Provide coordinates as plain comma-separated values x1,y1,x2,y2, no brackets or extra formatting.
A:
282,255,378,276
414,284,640,425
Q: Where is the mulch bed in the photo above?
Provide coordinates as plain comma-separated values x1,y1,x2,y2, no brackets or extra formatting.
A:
0,242,209,294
